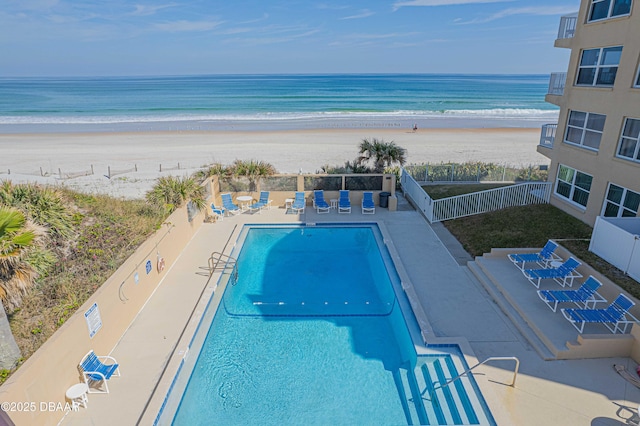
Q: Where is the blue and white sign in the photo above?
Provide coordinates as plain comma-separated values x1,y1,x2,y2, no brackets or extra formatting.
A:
145,260,152,274
84,303,102,339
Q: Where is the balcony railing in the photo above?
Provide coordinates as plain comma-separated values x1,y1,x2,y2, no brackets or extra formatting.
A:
548,72,566,96
539,124,557,148
557,13,578,39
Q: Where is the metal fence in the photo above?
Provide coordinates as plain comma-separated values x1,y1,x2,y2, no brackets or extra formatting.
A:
401,168,552,223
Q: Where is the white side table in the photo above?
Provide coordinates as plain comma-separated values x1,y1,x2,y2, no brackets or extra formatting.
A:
330,199,338,209
66,383,89,411
285,198,294,211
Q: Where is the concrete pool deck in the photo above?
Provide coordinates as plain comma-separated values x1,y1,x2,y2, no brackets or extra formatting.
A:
61,197,640,426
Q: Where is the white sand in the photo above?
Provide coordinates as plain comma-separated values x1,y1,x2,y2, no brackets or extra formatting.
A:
0,128,548,199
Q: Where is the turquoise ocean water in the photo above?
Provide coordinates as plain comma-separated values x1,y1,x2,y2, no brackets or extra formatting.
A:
0,74,558,133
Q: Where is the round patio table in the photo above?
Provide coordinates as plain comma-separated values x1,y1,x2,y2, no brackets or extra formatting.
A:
66,383,89,410
236,195,253,211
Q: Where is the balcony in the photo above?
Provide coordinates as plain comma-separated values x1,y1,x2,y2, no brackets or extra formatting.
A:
547,73,566,96
539,124,557,148
557,13,578,40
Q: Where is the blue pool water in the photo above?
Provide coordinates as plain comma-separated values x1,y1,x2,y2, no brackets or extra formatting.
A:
163,225,494,425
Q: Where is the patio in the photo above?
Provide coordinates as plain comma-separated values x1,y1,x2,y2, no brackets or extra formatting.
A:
51,194,640,425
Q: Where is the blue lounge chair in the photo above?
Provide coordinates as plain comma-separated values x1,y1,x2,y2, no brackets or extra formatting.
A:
522,257,582,288
291,191,306,214
537,275,607,312
210,203,225,221
561,294,639,334
313,190,330,214
249,191,272,213
79,350,121,394
338,190,351,214
221,193,241,216
362,191,375,214
508,240,562,270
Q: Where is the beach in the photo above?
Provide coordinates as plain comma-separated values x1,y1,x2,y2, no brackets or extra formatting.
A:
0,127,548,199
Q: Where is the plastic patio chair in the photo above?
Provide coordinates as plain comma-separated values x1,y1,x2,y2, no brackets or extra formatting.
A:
508,240,562,270
522,257,582,288
79,350,121,394
313,190,330,214
361,191,375,214
338,190,351,214
249,191,272,213
210,203,225,221
221,193,241,216
291,191,306,214
537,275,607,312
561,294,639,334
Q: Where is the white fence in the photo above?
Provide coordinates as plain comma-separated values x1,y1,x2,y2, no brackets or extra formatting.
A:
589,216,640,282
401,169,552,223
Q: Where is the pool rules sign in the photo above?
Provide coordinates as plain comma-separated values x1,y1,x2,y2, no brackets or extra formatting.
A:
85,302,103,339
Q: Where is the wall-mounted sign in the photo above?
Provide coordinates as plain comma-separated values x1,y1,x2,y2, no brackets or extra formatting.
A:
85,303,102,339
145,260,152,274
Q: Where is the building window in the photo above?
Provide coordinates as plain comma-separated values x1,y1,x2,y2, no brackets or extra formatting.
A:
576,46,622,87
564,110,605,150
555,165,593,208
588,0,632,22
635,65,640,87
603,183,640,217
617,118,640,162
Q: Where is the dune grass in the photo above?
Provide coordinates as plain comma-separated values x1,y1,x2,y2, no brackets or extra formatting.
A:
8,190,165,360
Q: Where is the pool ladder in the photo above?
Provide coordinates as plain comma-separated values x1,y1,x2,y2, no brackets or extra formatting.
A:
426,356,519,401
208,251,239,285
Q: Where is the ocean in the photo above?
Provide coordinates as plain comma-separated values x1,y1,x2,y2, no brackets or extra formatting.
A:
0,74,558,133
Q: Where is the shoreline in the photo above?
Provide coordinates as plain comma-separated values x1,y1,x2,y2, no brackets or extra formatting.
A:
0,127,549,199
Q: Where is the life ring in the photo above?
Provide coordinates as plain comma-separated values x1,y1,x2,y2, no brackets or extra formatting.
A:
157,257,166,273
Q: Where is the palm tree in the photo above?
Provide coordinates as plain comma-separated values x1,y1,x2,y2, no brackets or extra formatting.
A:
146,176,206,214
0,181,75,241
358,138,407,173
0,207,43,369
230,159,276,192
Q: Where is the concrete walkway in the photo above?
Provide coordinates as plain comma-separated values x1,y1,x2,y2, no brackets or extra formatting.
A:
60,196,640,426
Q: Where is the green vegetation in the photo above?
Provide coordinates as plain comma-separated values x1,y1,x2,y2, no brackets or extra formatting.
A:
423,183,512,200
198,159,277,193
146,175,206,214
10,190,166,359
0,181,169,380
443,204,640,299
320,138,407,174
357,138,407,173
407,161,548,182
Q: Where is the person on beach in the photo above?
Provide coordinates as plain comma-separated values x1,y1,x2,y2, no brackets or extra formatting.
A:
412,124,418,132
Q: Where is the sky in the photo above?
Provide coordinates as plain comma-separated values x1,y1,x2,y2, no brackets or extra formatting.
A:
0,0,577,77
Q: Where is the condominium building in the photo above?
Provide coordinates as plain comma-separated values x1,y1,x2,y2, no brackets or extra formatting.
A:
539,0,640,226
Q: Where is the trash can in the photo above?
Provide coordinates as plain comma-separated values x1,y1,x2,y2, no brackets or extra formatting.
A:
379,192,390,208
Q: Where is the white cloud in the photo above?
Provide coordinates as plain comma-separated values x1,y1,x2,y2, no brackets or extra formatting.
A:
340,9,375,20
154,20,223,32
393,0,510,10
130,4,178,16
459,6,577,23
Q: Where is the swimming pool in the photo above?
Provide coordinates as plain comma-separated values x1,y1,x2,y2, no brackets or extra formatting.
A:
158,224,495,425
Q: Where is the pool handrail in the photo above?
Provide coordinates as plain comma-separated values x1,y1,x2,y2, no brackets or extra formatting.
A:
427,356,519,400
